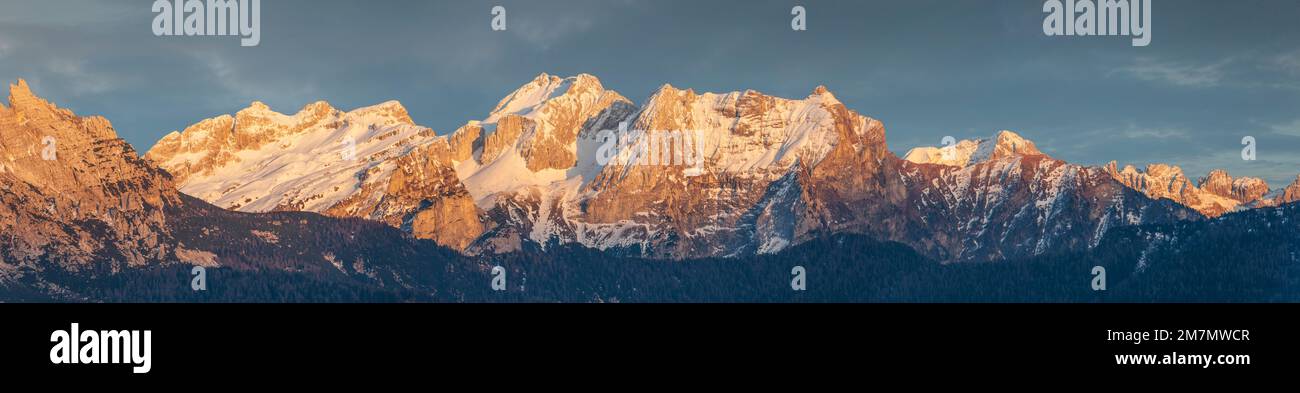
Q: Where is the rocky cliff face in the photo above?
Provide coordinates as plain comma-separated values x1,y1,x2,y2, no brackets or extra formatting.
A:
326,140,483,250
1,80,182,270
890,131,1199,261
1252,175,1300,209
1199,169,1270,203
1102,163,1271,217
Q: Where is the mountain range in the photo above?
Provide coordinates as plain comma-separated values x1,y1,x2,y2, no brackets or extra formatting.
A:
2,75,1298,301
143,73,1300,262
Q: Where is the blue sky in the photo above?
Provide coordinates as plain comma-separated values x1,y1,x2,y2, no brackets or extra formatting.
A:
2,0,1298,185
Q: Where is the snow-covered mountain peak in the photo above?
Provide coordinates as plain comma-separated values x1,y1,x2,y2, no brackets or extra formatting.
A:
145,96,438,203
569,73,605,93
993,130,1035,150
902,139,979,167
975,130,1042,161
227,100,338,134
484,73,619,125
236,99,348,119
530,72,558,85
245,100,272,112
808,85,841,106
903,130,1044,167
448,73,636,202
487,75,559,122
599,83,883,185
344,100,414,126
647,83,703,100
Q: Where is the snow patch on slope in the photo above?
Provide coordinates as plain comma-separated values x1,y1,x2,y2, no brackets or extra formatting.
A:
164,101,435,213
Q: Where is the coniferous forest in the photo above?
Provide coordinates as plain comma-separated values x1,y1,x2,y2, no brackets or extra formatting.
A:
6,203,1297,303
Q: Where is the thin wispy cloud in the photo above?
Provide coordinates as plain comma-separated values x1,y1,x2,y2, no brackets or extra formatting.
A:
45,59,119,97
182,49,322,110
511,13,596,50
1122,126,1190,140
1272,50,1300,76
1114,57,1231,88
1268,118,1300,137
0,0,137,27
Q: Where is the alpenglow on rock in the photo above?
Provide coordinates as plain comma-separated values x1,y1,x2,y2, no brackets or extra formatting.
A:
1102,163,1273,217
145,98,484,250
0,80,486,301
151,74,1294,262
2,79,182,268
